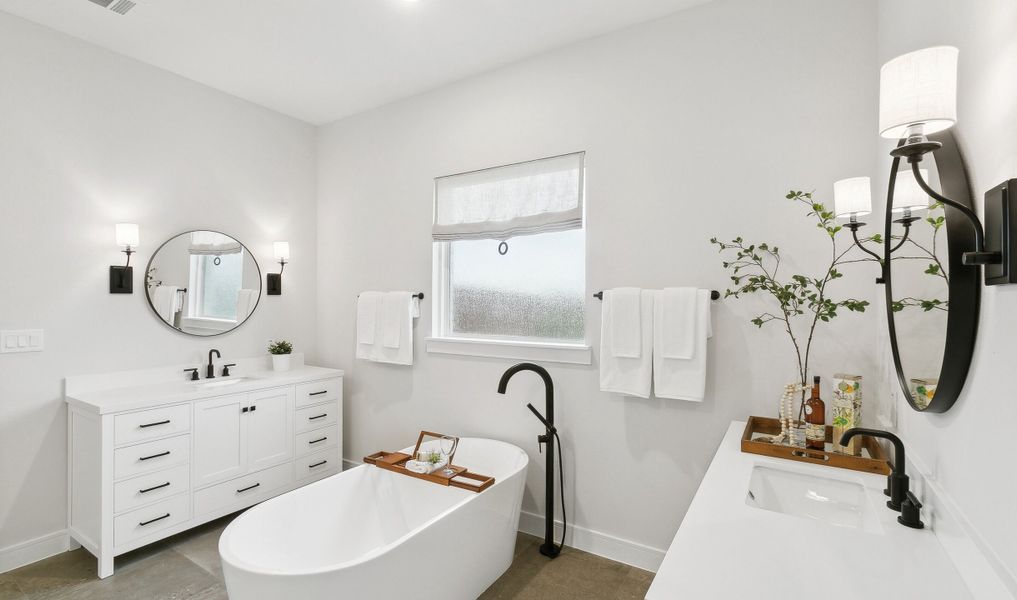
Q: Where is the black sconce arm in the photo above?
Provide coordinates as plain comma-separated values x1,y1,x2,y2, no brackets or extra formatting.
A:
849,224,883,262
910,162,1000,266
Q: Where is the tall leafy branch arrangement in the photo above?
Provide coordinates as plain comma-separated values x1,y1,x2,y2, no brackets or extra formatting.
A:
710,191,871,387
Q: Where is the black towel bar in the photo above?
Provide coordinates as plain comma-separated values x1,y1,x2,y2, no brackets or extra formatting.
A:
593,290,721,301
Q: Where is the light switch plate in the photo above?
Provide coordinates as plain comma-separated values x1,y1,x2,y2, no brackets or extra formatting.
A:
0,329,44,353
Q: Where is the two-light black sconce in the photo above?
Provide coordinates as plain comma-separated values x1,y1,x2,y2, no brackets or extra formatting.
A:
836,46,1017,284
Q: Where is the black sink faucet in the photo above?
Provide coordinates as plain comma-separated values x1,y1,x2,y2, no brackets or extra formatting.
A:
840,428,909,511
206,349,221,379
498,362,563,559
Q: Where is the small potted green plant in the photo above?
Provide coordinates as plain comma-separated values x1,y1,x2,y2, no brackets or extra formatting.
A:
268,340,293,372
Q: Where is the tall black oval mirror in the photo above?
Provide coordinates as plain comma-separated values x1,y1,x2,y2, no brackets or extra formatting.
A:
145,231,262,336
884,130,980,413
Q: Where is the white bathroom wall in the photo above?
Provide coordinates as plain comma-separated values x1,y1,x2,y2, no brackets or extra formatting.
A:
316,0,879,565
877,0,1017,592
0,12,318,562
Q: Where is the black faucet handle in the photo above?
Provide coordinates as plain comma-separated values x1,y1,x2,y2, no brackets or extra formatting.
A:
183,368,199,381
223,363,237,377
898,491,925,529
526,403,556,433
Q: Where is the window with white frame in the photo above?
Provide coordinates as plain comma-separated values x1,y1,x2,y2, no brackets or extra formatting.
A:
432,152,586,345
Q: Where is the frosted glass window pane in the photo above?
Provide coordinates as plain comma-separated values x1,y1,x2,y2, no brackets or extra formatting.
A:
199,252,243,320
448,230,585,342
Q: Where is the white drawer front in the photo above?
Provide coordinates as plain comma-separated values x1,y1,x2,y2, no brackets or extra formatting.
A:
114,404,191,446
294,401,338,433
114,435,190,480
193,462,292,518
114,464,191,514
114,493,191,548
295,378,341,409
294,424,339,457
295,447,340,481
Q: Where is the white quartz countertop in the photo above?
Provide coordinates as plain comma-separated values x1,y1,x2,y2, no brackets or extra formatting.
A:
66,365,343,414
646,421,972,600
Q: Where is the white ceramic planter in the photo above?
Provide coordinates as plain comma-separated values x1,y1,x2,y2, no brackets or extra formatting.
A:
271,354,292,372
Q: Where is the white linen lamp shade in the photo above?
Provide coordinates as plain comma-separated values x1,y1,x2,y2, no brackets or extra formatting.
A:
273,241,290,261
115,223,139,249
879,46,958,139
834,177,872,219
893,169,932,214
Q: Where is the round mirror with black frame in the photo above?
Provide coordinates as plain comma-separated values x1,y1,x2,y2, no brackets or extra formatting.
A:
884,130,980,413
144,230,263,337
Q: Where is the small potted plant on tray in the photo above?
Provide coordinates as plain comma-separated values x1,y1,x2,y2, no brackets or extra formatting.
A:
268,340,293,372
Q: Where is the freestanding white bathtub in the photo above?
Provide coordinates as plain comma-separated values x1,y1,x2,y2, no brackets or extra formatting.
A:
219,437,529,600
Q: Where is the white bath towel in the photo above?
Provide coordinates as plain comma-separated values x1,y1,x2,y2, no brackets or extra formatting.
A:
609,287,642,358
356,292,381,346
152,286,178,322
653,289,712,401
599,289,654,398
381,292,411,349
235,289,258,322
657,287,698,359
404,459,446,474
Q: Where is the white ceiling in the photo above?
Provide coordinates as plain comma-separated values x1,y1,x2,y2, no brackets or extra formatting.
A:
0,0,712,124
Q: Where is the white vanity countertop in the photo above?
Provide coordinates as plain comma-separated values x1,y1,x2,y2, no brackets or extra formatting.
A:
646,421,971,600
66,365,343,414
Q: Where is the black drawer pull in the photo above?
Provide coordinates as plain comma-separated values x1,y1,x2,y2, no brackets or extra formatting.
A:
309,390,328,396
139,451,170,461
139,513,170,527
308,460,328,468
139,420,170,429
309,437,328,445
236,483,261,494
309,413,328,421
139,482,171,494
250,405,257,412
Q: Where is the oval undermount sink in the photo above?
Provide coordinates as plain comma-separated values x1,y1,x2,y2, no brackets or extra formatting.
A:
191,377,249,390
746,465,883,533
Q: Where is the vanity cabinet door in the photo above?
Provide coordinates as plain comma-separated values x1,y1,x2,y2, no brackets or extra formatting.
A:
192,393,247,488
245,387,294,473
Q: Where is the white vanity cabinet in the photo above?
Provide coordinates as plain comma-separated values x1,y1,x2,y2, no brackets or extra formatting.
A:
66,365,343,578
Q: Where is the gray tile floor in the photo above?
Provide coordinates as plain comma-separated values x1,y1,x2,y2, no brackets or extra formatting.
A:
0,515,653,600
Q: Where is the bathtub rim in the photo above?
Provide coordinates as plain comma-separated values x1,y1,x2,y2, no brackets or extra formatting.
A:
218,437,529,577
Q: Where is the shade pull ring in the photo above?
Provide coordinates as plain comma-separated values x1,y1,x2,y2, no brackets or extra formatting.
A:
498,241,509,256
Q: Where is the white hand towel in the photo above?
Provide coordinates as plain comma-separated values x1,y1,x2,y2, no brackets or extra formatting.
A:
599,289,654,398
152,286,178,322
405,460,444,474
658,287,698,359
356,292,381,347
382,292,411,349
609,288,642,358
235,289,257,322
653,289,712,401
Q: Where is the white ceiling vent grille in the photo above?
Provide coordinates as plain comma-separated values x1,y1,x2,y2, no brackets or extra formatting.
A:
87,0,115,7
109,0,136,15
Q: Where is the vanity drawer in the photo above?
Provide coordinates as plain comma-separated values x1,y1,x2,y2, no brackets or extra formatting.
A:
295,447,340,481
294,401,339,433
295,378,341,409
114,493,191,548
193,462,293,518
294,424,339,457
114,405,191,446
114,435,190,480
114,464,190,514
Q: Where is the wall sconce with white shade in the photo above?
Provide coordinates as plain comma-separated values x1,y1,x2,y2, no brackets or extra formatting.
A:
110,223,139,294
267,241,288,295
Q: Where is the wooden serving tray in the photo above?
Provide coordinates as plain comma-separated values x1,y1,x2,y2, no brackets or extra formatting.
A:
741,416,891,476
363,431,496,493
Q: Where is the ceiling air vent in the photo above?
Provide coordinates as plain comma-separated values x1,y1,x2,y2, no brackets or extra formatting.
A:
87,0,115,7
109,0,136,15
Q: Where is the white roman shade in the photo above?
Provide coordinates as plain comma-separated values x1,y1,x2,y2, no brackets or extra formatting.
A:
433,152,584,242
189,231,242,255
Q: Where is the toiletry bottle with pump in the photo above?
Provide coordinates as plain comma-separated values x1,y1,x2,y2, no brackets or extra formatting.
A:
804,375,826,450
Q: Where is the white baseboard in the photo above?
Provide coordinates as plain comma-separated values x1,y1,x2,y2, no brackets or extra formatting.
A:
518,510,665,573
0,530,69,574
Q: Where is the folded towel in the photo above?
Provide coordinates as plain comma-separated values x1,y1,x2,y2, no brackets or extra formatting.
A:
382,292,411,349
600,289,654,398
152,286,178,322
405,459,446,474
235,289,258,322
658,287,698,359
609,288,642,358
357,292,381,347
653,289,712,401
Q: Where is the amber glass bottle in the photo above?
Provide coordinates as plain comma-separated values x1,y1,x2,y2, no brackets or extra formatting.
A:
804,375,826,450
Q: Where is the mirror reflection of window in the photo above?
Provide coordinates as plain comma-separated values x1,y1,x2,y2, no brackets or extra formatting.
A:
189,251,244,321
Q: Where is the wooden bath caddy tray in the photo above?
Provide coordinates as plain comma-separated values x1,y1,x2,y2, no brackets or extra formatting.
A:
363,431,495,493
741,416,891,476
